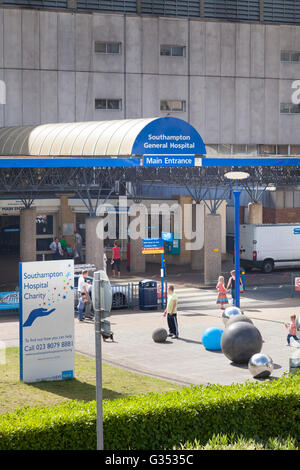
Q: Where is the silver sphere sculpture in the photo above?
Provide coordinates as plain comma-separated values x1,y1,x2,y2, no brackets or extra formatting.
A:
152,328,168,343
222,306,243,326
248,353,274,379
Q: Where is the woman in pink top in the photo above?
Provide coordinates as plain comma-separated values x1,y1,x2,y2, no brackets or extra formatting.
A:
216,275,228,311
285,314,300,346
112,240,121,277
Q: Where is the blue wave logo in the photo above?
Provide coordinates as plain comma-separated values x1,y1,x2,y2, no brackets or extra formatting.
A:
23,308,56,327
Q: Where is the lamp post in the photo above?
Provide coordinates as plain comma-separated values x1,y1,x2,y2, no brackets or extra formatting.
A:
225,171,249,308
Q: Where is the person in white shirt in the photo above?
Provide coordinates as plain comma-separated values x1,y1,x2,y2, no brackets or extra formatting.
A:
103,249,107,273
49,237,63,260
74,232,83,263
77,270,92,319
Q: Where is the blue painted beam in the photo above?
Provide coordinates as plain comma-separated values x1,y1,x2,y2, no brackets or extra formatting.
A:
0,157,142,168
201,157,300,167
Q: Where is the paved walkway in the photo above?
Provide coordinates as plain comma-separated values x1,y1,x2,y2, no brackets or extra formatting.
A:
1,295,299,386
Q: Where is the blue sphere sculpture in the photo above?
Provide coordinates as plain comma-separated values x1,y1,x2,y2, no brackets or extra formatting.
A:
202,327,223,351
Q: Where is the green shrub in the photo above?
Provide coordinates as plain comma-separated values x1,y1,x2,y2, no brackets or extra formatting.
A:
176,435,299,450
0,374,299,450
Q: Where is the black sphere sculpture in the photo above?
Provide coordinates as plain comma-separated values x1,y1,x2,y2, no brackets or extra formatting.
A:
152,328,168,343
221,322,263,364
226,314,253,328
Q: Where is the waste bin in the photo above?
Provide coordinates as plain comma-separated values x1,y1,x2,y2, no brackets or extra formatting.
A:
139,279,158,311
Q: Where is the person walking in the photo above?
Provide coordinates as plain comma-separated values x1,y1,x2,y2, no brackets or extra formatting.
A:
216,275,228,310
103,248,107,273
227,270,243,305
59,236,68,258
49,237,63,260
77,269,92,319
111,240,121,277
285,314,300,346
163,285,179,339
74,231,83,264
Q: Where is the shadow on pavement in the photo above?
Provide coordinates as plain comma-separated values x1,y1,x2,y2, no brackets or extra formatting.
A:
177,337,203,345
31,378,125,401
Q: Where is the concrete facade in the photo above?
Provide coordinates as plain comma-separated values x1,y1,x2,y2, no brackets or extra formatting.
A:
0,7,300,146
20,207,36,262
0,195,227,268
204,213,222,285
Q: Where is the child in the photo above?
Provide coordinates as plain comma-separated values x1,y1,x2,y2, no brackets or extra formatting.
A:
285,315,300,346
216,276,228,310
227,270,243,305
77,292,88,322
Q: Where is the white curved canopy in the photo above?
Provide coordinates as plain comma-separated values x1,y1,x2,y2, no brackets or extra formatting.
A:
0,118,157,156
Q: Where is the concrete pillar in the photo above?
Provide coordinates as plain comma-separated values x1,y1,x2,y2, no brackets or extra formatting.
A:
177,195,193,266
248,202,263,224
85,216,104,270
130,237,145,273
58,194,75,248
204,214,222,286
191,202,204,271
129,204,146,273
20,207,36,262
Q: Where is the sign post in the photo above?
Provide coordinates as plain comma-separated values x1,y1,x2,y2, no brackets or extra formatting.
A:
19,259,74,383
92,270,113,451
142,238,165,308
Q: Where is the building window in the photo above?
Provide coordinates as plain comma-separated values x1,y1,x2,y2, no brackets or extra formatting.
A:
280,103,300,114
36,215,53,236
290,145,300,155
281,51,300,63
232,144,247,155
95,99,122,110
259,145,276,155
160,45,186,57
94,42,121,54
160,100,186,112
277,145,289,155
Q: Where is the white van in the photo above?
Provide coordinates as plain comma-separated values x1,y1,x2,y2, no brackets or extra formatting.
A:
240,223,300,273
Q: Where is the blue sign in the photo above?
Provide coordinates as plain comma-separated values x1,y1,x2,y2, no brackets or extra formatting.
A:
19,260,75,383
0,292,19,310
293,228,300,235
143,155,195,167
161,232,174,242
142,238,164,254
132,117,206,157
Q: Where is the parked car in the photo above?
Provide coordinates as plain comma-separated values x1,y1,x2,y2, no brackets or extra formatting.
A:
74,274,128,310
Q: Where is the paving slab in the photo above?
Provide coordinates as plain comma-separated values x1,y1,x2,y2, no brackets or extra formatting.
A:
1,303,299,386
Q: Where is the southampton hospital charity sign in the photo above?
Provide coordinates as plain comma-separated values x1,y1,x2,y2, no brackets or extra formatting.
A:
19,259,75,383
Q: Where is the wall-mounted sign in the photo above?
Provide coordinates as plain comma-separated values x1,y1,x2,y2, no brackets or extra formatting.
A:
132,117,206,159
143,156,195,167
294,277,300,292
161,232,174,242
19,260,75,383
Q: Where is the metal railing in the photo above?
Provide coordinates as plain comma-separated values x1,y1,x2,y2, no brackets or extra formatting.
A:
110,280,168,310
